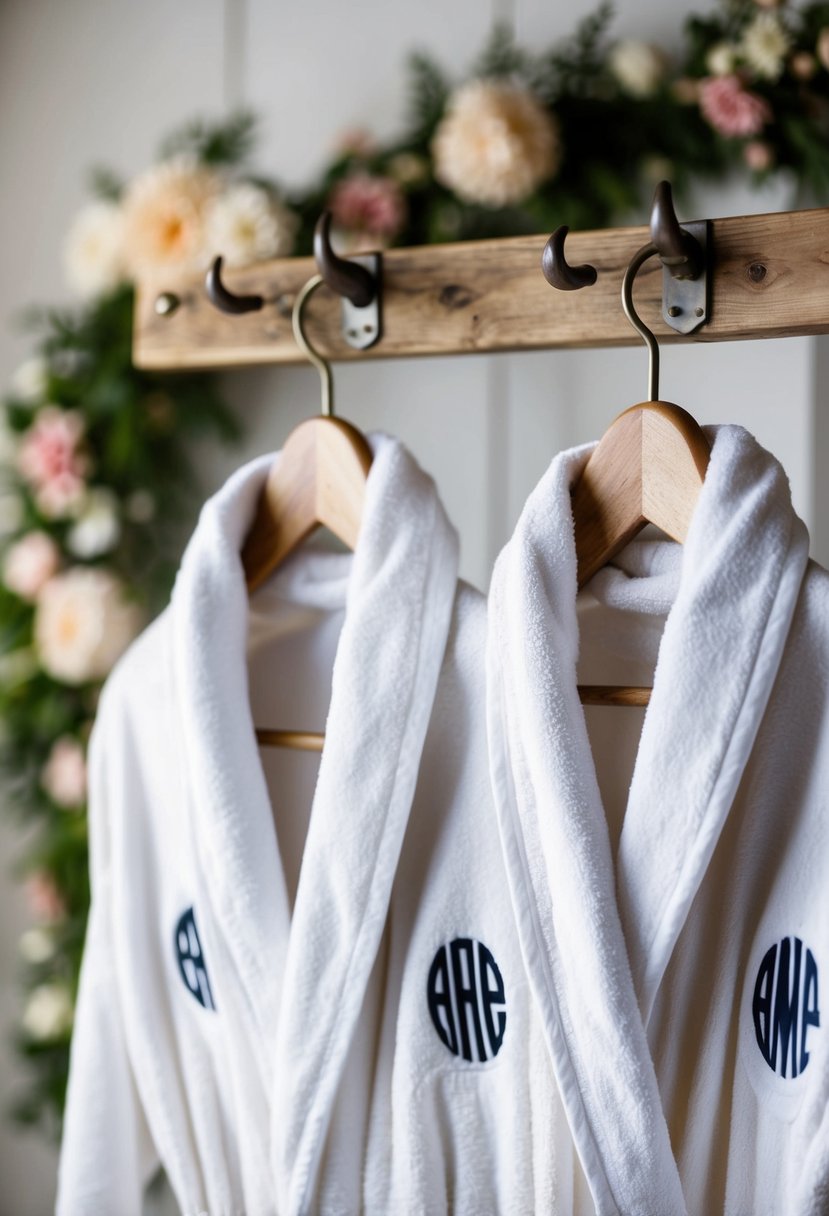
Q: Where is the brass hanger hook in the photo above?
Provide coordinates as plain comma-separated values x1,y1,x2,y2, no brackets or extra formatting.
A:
292,273,334,417
621,242,661,402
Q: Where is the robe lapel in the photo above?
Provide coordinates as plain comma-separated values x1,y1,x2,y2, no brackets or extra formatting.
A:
617,426,810,1022
487,442,687,1216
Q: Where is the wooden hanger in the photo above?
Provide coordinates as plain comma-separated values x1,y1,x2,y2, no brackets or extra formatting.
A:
246,272,373,751
573,242,711,708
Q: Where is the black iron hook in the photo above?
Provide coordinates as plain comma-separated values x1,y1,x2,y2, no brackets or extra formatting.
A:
313,212,377,308
650,181,704,280
205,256,265,314
541,226,598,291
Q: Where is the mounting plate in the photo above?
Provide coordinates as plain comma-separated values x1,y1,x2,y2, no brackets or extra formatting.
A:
662,220,710,335
341,252,382,350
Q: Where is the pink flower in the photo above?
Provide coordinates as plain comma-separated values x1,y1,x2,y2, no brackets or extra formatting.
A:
328,173,407,245
41,736,87,808
699,75,772,138
2,531,60,601
17,407,89,518
25,872,66,923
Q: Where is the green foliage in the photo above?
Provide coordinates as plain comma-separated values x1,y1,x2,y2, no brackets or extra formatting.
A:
157,109,258,167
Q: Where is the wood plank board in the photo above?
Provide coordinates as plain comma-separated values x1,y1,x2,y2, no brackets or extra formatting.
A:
133,208,829,370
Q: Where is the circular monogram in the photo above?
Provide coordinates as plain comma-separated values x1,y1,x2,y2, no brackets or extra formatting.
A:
427,937,506,1062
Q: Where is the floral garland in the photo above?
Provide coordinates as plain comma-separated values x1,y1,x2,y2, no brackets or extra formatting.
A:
4,0,829,1142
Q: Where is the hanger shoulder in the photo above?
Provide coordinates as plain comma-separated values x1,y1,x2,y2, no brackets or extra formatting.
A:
573,401,710,589
241,416,372,592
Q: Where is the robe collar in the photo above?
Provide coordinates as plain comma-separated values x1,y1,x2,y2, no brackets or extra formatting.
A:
171,433,459,1213
486,424,809,1216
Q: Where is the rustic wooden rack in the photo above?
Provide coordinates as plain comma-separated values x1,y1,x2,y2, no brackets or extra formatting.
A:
133,206,829,371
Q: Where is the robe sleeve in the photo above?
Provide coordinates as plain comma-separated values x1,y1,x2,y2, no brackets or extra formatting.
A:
56,693,159,1215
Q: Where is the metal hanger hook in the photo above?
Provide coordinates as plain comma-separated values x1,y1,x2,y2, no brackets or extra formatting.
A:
205,255,265,314
622,242,661,402
292,273,334,417
541,225,598,291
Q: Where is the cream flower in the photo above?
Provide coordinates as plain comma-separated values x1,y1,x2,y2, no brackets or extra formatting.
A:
63,199,126,298
121,155,223,277
11,356,48,405
205,183,298,268
41,735,87,807
432,80,560,208
3,531,60,601
742,12,790,80
66,487,121,558
22,982,73,1040
609,40,668,97
18,927,56,965
706,42,738,77
387,152,431,187
35,567,142,684
817,28,829,72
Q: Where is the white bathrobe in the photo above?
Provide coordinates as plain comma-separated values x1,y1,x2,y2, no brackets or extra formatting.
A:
487,423,829,1216
57,433,570,1216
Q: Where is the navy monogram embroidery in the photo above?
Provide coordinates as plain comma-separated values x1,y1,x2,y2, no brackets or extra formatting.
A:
753,937,819,1078
427,938,506,1062
174,907,216,1011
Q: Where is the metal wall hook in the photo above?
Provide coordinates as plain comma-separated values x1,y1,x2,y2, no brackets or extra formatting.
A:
314,212,377,307
292,273,334,417
541,226,598,291
206,256,265,314
650,180,704,281
622,242,662,402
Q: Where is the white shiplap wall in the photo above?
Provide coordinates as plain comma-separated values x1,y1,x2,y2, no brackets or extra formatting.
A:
0,1,826,1209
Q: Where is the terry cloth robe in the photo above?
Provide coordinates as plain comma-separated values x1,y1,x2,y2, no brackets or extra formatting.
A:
57,433,574,1216
487,424,829,1216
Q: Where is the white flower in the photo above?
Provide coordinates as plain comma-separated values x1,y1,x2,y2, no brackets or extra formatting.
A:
18,927,56,965
63,199,126,298
21,982,73,1040
121,155,224,277
706,42,738,77
35,567,142,684
66,487,121,558
10,357,48,405
432,79,561,208
742,12,790,80
609,40,668,98
3,531,60,601
387,152,431,187
41,735,87,807
205,183,299,268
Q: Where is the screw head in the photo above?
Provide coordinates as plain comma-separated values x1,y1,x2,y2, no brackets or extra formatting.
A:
668,305,682,318
695,306,704,318
155,292,180,318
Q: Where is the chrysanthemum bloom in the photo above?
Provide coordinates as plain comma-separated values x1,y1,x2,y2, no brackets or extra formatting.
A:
741,12,790,81
205,183,299,268
432,79,561,208
699,74,772,138
121,155,223,276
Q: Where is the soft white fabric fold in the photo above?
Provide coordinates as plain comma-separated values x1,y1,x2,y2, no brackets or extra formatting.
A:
486,424,811,1215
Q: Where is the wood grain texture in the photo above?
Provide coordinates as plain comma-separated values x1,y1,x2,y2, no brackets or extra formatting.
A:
242,415,372,591
134,208,829,369
577,686,651,707
572,401,710,588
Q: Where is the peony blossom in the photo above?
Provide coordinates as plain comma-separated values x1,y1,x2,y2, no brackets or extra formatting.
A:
41,735,87,808
3,531,60,601
63,198,126,298
205,183,298,268
17,406,89,518
25,872,66,922
432,79,560,208
121,155,223,277
699,75,772,138
741,12,790,81
609,39,668,97
328,173,407,247
35,567,142,684
21,982,74,1040
66,487,121,559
